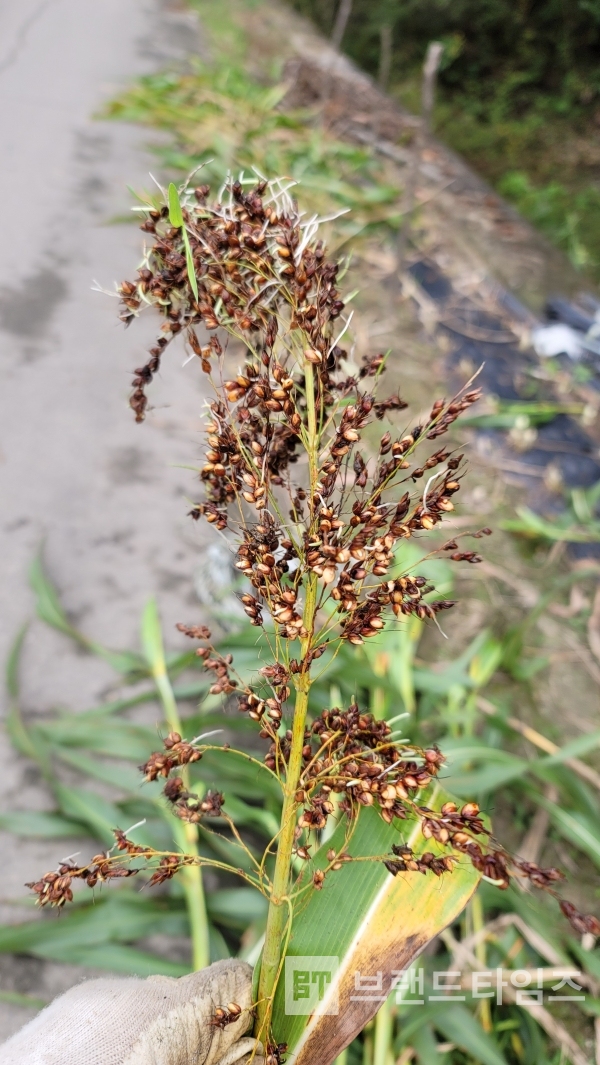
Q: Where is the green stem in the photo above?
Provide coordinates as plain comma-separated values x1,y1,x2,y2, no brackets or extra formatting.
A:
256,573,318,1034
470,893,492,1032
256,353,321,1037
373,996,393,1065
362,1023,374,1065
176,821,210,970
152,641,210,971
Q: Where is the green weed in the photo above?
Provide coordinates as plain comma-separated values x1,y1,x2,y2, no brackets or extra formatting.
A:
288,0,600,280
104,62,401,248
497,173,600,273
502,481,600,544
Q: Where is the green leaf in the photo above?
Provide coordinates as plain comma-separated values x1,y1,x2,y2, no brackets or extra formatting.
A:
511,655,549,681
207,888,267,930
0,811,86,839
199,825,260,874
29,552,147,677
166,183,198,299
538,729,600,767
434,1004,507,1065
141,597,166,675
412,1023,448,1065
443,761,528,795
76,689,159,719
270,789,480,1065
0,990,47,1009
168,182,184,227
395,1004,443,1047
5,625,46,767
569,940,600,983
442,743,525,764
461,402,582,430
468,634,503,688
182,227,199,300
413,631,494,695
0,892,188,956
39,714,156,761
209,924,232,963
6,623,27,702
42,941,188,977
221,792,280,838
580,996,600,1019
54,785,124,844
54,746,145,793
193,752,282,803
9,721,53,775
171,681,210,701
502,507,600,543
537,797,600,866
93,647,149,678
441,743,529,795
29,552,81,642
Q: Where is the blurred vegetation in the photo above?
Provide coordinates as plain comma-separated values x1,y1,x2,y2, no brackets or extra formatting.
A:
105,62,401,248
289,0,600,103
288,0,600,279
502,481,600,544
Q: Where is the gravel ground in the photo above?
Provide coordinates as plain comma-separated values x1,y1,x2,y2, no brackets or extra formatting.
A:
0,0,214,1039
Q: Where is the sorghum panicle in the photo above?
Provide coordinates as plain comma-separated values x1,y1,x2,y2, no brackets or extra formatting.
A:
28,175,599,956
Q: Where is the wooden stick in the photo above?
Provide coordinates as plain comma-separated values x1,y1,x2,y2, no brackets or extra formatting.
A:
378,24,392,90
331,0,352,50
396,41,444,268
320,0,354,126
421,41,444,133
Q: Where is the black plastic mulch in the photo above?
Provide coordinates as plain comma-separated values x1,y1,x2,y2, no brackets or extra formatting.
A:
407,259,600,558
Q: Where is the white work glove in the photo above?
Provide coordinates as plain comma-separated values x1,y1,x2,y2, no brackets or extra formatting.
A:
0,958,262,1065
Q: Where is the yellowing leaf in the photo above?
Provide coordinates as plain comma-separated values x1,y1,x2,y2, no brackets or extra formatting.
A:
270,790,480,1065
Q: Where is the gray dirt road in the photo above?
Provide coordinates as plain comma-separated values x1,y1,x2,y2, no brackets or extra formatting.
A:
0,0,216,1036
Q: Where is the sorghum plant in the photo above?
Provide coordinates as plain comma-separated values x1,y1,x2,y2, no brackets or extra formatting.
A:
29,174,599,1047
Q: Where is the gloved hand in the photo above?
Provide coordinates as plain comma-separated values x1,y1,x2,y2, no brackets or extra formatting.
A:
0,958,262,1065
